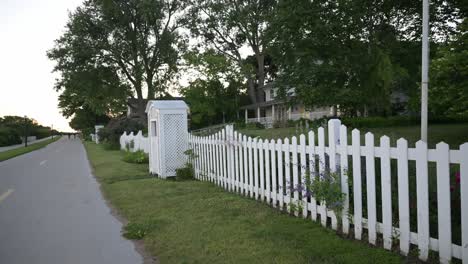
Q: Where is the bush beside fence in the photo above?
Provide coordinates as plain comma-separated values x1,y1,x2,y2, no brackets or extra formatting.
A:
188,121,467,264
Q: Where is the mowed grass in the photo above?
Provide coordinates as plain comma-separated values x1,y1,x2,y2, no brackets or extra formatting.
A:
84,142,403,264
240,123,468,148
0,137,61,161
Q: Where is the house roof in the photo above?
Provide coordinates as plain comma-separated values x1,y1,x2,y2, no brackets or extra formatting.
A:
145,100,189,112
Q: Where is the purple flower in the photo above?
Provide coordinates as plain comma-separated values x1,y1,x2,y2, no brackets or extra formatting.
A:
455,172,460,184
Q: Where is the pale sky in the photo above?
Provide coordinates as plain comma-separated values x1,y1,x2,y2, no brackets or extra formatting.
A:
0,0,83,132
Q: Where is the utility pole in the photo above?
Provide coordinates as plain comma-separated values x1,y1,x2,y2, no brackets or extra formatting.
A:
51,124,54,139
421,0,430,142
24,115,28,147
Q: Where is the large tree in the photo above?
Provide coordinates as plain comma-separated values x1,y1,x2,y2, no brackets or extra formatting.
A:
181,50,248,128
430,18,468,115
48,0,186,121
186,0,278,104
271,0,463,116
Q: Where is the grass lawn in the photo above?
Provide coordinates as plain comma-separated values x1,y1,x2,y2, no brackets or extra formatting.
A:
0,137,61,162
84,142,404,264
239,123,468,148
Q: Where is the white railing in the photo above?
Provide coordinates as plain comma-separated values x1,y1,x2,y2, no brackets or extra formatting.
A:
120,130,149,153
188,120,468,263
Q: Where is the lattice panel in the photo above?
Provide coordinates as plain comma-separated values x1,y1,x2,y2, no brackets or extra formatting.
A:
163,114,186,174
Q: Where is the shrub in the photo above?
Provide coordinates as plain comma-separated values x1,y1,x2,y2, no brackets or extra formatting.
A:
122,150,149,164
175,149,197,180
0,127,22,146
98,117,145,146
175,164,194,180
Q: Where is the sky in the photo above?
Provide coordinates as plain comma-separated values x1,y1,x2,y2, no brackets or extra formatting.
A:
0,0,84,132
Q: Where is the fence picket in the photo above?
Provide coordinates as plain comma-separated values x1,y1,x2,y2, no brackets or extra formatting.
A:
259,139,265,201
243,135,248,196
300,134,307,218
222,129,227,189
365,132,377,245
217,133,222,184
339,125,349,234
277,139,284,210
253,138,259,200
416,140,430,260
318,128,327,226
248,137,254,198
209,135,214,182
271,139,277,207
234,131,239,191
229,126,235,192
352,129,363,240
265,140,271,204
284,138,291,213
460,143,468,263
292,136,299,217
436,142,452,263
396,138,410,255
308,131,317,221
380,136,392,250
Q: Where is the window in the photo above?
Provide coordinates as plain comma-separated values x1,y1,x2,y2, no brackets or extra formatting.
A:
151,121,157,136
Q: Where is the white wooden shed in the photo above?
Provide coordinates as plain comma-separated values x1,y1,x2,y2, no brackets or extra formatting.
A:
146,100,189,178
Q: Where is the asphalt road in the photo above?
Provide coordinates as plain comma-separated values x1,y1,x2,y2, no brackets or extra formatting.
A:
0,137,142,264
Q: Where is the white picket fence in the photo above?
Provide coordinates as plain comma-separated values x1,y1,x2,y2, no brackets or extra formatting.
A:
188,120,468,263
120,130,149,153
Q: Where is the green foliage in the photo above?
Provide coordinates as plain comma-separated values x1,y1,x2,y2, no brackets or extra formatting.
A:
98,117,144,146
430,18,468,116
0,127,22,147
175,149,197,180
0,116,58,143
186,0,278,104
123,222,149,240
181,51,249,129
122,150,149,164
48,0,186,121
271,0,463,116
307,170,345,214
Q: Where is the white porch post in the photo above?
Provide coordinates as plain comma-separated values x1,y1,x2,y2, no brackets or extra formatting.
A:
257,107,261,122
272,105,275,122
288,107,292,120
245,109,248,124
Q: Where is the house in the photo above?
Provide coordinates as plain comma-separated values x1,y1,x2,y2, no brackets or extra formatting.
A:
240,83,337,128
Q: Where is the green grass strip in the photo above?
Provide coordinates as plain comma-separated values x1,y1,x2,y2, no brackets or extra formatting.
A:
0,137,61,162
84,142,405,264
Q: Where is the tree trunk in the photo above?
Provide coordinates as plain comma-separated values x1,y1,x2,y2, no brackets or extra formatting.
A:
247,78,257,104
256,53,265,103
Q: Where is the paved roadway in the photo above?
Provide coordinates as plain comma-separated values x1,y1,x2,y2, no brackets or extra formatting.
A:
0,136,53,153
0,137,142,264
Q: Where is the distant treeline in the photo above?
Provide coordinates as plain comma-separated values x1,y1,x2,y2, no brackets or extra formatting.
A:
0,116,58,147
